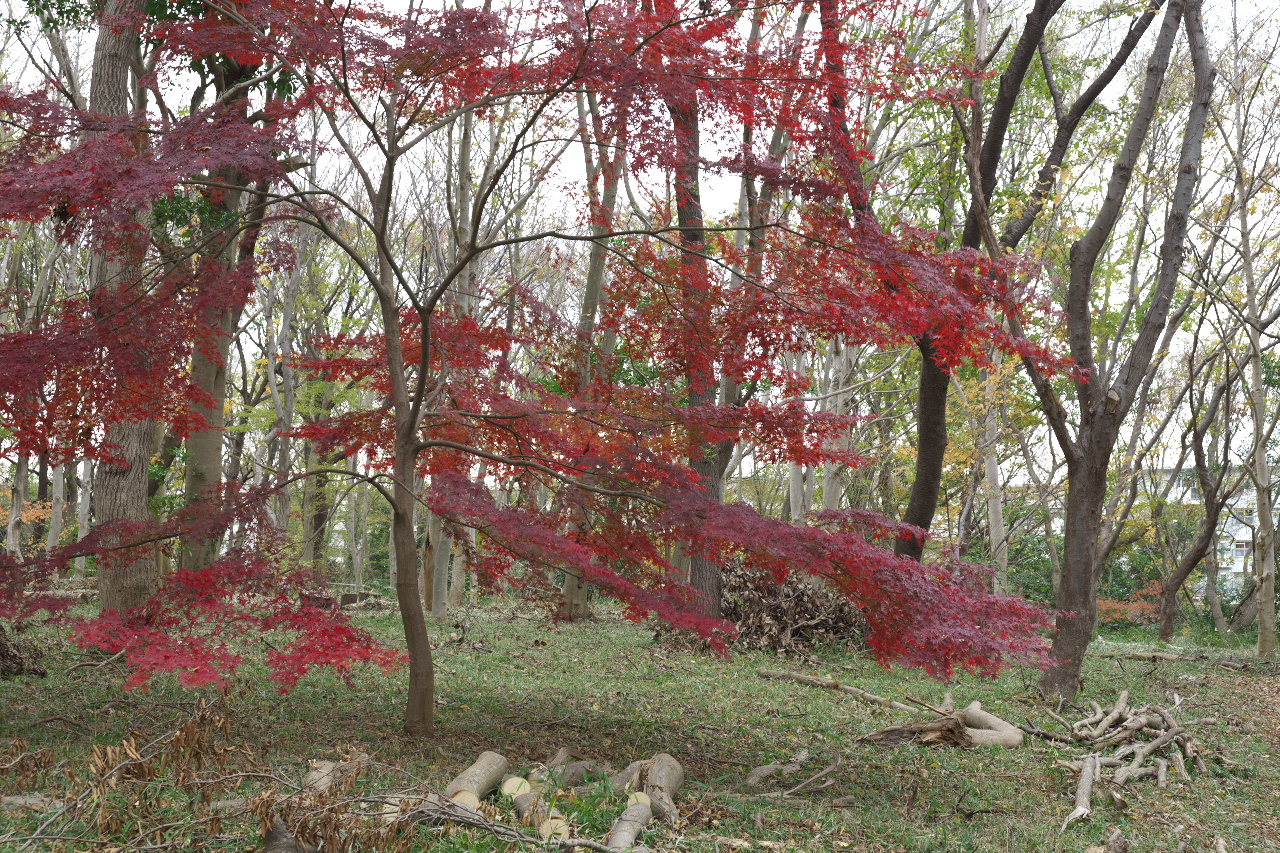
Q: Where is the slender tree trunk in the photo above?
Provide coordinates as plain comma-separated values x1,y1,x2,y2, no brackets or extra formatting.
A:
895,338,949,560
432,518,451,621
74,459,92,580
1204,553,1227,632
5,456,27,557
45,465,65,553
449,527,470,607
392,441,433,736
982,362,1008,592
665,91,725,618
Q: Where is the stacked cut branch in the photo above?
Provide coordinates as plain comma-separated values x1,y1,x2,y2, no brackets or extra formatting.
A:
1049,694,1209,831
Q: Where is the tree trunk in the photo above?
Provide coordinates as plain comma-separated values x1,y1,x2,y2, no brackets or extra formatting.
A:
74,460,92,580
1204,553,1227,633
95,420,162,613
981,360,1008,592
89,0,162,615
5,456,27,557
665,90,725,618
1036,0,1210,696
895,337,949,560
181,306,234,569
45,465,65,553
392,444,433,736
449,527,471,607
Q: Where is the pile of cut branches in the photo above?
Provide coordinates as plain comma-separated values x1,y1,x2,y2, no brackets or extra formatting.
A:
655,563,868,654
0,625,45,679
723,563,867,653
1034,691,1214,830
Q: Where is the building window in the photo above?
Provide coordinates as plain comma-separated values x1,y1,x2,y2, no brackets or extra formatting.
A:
1234,541,1252,560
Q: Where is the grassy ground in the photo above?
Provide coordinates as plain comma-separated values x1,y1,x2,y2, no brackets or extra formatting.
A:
2,598,1278,852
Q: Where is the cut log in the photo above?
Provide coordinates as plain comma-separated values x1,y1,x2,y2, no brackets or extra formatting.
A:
610,760,646,793
263,817,319,853
210,797,249,812
302,760,339,794
1155,758,1168,788
501,776,532,797
539,809,569,841
1060,755,1097,831
450,790,481,810
957,702,1023,748
383,794,442,825
644,753,684,825
1,795,64,811
445,751,509,799
528,747,583,782
607,800,653,851
626,791,651,807
514,790,549,826
301,753,367,796
552,759,597,788
758,669,915,712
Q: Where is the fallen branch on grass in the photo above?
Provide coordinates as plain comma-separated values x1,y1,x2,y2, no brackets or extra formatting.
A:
761,670,1021,748
1052,696,1212,832
757,669,915,712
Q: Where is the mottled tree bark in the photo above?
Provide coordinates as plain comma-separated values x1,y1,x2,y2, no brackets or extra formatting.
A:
89,0,163,615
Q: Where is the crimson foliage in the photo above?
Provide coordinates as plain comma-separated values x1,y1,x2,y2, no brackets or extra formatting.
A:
0,0,1057,693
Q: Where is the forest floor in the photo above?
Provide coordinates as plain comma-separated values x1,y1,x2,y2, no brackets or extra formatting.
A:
1,596,1278,852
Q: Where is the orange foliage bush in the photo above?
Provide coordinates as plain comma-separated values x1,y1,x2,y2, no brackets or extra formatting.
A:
1096,580,1164,626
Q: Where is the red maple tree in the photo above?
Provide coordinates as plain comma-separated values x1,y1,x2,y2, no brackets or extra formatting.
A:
0,0,1059,735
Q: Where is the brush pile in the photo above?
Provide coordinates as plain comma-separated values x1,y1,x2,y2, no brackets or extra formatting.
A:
1045,691,1212,830
722,563,868,653
656,562,868,654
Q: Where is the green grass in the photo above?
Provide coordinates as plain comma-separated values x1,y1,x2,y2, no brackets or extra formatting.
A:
2,599,1278,852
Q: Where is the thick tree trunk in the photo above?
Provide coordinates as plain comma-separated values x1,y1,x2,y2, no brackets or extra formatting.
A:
1040,451,1109,696
95,420,163,613
1036,0,1209,696
89,0,163,615
181,306,233,569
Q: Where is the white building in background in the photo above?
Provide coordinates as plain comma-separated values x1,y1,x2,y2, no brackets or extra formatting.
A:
1217,498,1256,588
1138,468,1258,590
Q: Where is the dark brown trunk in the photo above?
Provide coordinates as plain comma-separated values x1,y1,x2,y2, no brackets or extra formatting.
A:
393,443,433,736
1039,450,1109,697
665,90,724,618
1034,0,1209,697
894,336,949,560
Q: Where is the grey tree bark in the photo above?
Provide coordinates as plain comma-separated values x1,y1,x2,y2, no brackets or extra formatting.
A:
1018,0,1214,697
